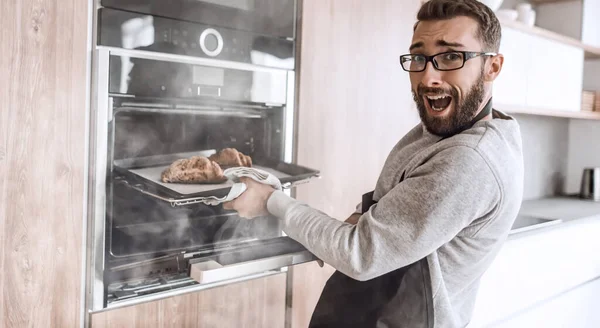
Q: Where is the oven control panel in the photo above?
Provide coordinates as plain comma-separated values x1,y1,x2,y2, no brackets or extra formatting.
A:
98,8,295,70
160,24,248,61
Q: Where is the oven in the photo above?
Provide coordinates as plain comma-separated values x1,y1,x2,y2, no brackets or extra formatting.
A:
86,0,317,312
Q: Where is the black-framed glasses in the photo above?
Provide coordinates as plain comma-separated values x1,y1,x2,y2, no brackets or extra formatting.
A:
399,51,497,72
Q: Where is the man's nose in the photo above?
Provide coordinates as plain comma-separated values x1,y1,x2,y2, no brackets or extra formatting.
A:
420,62,443,87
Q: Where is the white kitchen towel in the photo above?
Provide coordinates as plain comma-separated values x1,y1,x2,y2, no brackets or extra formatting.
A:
200,167,282,206
224,167,283,190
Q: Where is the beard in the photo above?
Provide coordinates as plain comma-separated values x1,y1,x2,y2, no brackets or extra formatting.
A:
412,72,486,138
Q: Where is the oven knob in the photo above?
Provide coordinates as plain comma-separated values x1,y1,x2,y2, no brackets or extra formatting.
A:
199,28,224,57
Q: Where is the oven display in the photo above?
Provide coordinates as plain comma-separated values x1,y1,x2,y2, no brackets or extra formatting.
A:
196,0,254,11
193,65,225,86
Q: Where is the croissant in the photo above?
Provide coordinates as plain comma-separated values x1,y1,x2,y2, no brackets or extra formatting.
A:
208,148,252,168
161,156,225,183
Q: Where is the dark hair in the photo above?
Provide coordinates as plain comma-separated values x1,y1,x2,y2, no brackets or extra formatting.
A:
414,0,502,52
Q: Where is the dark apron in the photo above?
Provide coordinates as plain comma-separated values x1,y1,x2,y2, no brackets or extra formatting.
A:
308,191,411,328
308,99,494,328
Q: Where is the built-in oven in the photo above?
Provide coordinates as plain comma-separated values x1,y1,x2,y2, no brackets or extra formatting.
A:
86,0,316,313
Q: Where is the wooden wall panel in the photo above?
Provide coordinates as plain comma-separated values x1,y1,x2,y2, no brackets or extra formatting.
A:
0,0,89,327
90,273,287,328
292,1,422,327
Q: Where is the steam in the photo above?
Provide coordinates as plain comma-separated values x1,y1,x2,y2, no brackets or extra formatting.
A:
110,110,277,262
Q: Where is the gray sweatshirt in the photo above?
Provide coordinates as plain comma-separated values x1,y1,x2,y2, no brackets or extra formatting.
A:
267,110,524,328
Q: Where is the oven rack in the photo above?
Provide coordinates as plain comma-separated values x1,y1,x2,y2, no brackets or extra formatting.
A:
115,178,226,207
109,95,280,119
115,175,318,207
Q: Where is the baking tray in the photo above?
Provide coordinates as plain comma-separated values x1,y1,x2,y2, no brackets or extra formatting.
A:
113,150,320,201
129,164,291,195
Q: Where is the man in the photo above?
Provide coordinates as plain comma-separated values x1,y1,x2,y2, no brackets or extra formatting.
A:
224,0,524,327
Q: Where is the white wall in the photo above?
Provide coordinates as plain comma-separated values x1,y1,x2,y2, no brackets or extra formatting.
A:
514,114,570,199
572,60,600,189
512,115,600,199
514,114,600,199
583,59,600,91
566,119,600,194
535,1,582,39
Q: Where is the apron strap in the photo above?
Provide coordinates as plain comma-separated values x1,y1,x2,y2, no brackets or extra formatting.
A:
471,97,493,124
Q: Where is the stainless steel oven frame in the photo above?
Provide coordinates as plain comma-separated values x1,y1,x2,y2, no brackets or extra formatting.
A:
85,45,311,315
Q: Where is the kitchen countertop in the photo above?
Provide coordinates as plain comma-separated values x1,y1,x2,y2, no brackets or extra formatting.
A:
519,195,600,221
506,195,600,238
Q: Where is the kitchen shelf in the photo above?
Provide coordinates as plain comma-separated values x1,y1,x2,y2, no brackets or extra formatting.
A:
499,18,600,59
497,104,600,120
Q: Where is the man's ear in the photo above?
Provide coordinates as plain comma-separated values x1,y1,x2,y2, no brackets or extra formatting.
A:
484,54,504,82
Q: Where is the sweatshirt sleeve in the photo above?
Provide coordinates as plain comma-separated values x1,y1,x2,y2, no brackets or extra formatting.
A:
267,146,501,281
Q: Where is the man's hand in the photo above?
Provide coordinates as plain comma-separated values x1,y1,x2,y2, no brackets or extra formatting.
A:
223,177,276,219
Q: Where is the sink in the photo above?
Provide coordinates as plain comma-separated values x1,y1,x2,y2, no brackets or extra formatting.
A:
509,215,562,235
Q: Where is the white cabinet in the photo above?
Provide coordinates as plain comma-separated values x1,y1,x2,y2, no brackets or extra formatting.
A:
494,26,584,112
492,277,600,328
582,0,600,48
494,28,530,107
525,35,583,111
469,217,600,327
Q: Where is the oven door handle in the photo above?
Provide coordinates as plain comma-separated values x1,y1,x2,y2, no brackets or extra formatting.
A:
188,250,315,284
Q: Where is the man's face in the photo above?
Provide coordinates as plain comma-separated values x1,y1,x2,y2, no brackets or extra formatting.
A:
409,16,492,137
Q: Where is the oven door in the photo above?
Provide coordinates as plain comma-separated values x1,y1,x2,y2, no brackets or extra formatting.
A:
186,237,314,284
100,0,296,39
104,236,315,305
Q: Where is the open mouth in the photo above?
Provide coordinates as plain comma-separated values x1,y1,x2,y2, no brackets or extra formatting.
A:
425,95,452,112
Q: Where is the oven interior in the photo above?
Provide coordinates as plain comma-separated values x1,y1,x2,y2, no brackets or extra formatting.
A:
101,54,318,304
108,104,287,258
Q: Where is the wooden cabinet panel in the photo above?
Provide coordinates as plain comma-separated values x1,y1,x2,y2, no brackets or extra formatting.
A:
289,263,335,328
90,273,287,328
292,0,422,327
0,0,88,327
